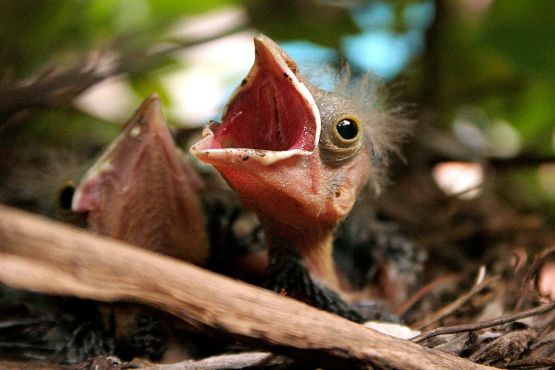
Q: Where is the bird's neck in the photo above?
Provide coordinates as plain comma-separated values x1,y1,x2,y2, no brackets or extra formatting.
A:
263,219,339,290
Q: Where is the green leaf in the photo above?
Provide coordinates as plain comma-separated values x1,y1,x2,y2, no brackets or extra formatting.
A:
481,0,555,79
508,81,555,154
147,0,237,20
0,0,92,75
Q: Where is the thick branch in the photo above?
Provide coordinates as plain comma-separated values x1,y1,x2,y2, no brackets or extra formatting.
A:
0,205,493,370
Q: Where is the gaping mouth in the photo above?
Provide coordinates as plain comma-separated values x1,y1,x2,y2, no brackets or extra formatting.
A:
191,35,321,165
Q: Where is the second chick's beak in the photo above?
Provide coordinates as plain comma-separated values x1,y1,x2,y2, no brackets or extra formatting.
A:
73,95,209,265
191,35,375,290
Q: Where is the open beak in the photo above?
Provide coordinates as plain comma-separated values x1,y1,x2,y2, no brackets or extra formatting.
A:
191,35,344,232
191,35,320,165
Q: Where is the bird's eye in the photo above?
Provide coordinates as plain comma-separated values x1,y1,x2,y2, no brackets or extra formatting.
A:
335,118,359,141
58,182,75,211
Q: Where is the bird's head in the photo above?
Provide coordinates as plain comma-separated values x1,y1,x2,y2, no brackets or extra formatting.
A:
191,35,407,242
73,95,209,264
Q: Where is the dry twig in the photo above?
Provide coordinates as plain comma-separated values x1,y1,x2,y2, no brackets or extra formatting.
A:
504,356,555,369
413,301,555,343
0,25,246,125
396,273,461,317
145,352,283,370
415,269,498,329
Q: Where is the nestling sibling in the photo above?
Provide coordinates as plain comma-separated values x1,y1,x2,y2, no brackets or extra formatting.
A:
71,95,211,360
191,35,411,319
72,95,209,264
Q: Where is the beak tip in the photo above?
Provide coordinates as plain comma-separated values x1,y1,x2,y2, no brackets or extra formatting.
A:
253,34,278,56
253,33,268,45
136,94,165,128
145,93,162,111
149,92,161,100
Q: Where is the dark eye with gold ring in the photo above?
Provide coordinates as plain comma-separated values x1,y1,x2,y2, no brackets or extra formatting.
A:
335,118,359,141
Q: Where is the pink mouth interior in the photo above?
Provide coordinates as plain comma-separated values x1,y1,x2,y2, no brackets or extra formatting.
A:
209,52,317,153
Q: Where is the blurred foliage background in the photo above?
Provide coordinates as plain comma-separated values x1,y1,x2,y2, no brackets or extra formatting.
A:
1,0,554,244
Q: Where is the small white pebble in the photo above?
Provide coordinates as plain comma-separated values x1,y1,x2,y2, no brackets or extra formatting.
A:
363,321,421,340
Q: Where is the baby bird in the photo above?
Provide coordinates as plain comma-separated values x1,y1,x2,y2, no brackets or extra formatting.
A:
0,96,212,364
72,94,209,264
70,95,213,361
191,35,410,320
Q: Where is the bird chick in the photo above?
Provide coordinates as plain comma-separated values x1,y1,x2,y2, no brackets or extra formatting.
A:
71,95,212,361
72,94,209,264
191,35,410,318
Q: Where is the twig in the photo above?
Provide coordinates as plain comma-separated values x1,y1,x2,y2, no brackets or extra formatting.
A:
412,301,555,343
396,273,461,317
0,63,106,125
415,270,497,330
0,205,493,370
144,352,284,370
0,353,285,370
0,24,246,125
504,356,555,369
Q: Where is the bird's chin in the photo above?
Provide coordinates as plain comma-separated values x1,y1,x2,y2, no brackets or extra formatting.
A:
191,139,344,234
